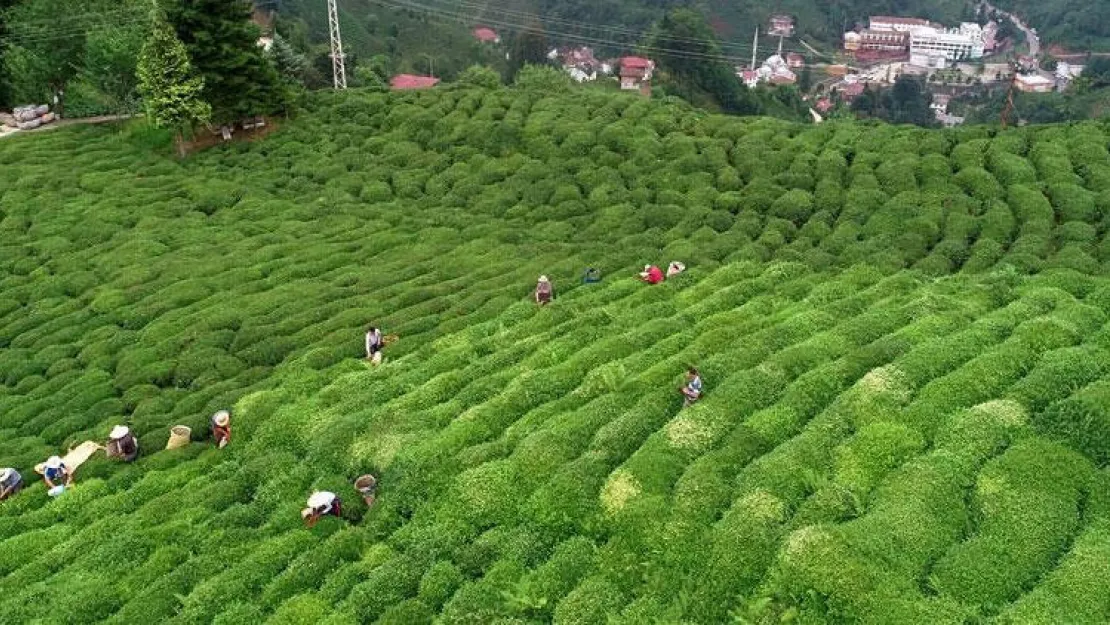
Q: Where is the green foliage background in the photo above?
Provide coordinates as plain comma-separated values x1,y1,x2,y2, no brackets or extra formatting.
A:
2,85,1110,623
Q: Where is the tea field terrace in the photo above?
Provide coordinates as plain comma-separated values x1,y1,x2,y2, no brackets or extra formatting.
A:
0,87,1109,623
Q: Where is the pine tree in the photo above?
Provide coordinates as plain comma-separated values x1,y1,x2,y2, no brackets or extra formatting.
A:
137,12,211,157
164,0,286,125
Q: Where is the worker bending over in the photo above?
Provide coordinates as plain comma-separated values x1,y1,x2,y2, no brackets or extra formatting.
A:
106,425,139,462
680,368,703,406
42,456,72,493
302,491,342,527
0,468,22,501
535,275,553,306
639,264,664,285
365,326,384,365
211,410,231,449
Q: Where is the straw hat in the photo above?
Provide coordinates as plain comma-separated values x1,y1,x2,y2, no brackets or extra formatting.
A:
213,410,230,427
0,468,12,482
46,456,63,469
307,491,333,509
110,425,130,440
538,275,549,283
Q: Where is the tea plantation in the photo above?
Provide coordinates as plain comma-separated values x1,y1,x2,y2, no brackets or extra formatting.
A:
2,86,1110,624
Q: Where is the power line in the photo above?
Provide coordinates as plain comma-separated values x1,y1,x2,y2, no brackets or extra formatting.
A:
372,0,808,64
419,0,797,56
3,15,149,47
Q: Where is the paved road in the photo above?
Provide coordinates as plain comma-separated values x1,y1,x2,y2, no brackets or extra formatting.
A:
981,1,1040,57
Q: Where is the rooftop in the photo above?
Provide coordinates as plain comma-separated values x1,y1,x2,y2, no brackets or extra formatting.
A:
473,27,499,43
390,74,440,90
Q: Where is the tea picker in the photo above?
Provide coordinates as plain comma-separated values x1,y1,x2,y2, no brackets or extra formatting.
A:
583,267,601,284
0,468,22,501
534,275,553,306
639,264,664,285
41,456,72,496
355,474,378,507
680,367,703,407
210,410,232,448
105,425,139,462
302,491,342,527
364,326,397,366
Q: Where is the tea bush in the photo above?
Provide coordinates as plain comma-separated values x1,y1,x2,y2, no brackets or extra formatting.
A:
2,87,1110,622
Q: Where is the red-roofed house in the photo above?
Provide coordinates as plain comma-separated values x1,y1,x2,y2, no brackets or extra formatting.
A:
390,74,440,90
620,56,655,91
839,81,866,98
473,27,500,44
739,69,759,88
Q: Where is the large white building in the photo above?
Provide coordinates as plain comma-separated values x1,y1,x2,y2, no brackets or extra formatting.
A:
910,23,985,62
849,16,987,63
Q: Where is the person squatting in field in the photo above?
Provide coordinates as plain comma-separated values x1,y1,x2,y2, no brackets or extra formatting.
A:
211,410,231,449
106,425,139,462
680,367,703,406
303,491,342,527
535,275,553,306
0,468,22,501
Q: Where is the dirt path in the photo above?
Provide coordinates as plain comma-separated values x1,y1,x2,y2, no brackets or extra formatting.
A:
0,114,133,140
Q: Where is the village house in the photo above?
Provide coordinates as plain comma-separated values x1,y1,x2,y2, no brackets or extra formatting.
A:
1014,73,1054,93
837,80,866,99
769,15,795,37
390,74,440,90
473,27,500,44
619,57,655,91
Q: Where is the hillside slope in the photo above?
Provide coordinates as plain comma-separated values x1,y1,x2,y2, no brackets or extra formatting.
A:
1,88,1110,623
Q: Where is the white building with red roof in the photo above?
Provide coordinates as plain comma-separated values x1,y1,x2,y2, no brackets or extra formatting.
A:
619,57,655,91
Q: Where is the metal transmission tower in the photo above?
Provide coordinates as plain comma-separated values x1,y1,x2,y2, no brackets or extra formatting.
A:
327,0,347,89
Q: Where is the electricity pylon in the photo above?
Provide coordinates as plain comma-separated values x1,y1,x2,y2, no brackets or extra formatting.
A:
327,0,347,89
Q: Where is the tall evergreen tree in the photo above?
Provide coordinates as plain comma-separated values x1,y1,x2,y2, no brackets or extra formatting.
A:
137,11,211,157
163,0,286,124
0,0,14,108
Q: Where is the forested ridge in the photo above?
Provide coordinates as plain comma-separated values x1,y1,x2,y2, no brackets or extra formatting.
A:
1,83,1110,622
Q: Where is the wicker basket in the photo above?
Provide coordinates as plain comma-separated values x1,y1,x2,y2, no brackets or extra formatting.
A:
166,425,192,450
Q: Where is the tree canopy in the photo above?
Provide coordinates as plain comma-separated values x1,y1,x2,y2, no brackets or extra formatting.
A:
164,0,287,124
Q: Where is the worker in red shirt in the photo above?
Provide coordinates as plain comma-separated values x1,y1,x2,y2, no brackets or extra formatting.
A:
639,264,664,285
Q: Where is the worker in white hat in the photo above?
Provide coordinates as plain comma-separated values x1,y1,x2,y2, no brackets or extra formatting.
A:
0,467,22,501
42,456,72,491
210,410,231,449
302,491,342,527
106,425,139,462
534,275,553,306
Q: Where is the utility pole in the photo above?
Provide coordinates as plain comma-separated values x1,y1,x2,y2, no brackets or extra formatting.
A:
751,28,758,69
327,0,347,89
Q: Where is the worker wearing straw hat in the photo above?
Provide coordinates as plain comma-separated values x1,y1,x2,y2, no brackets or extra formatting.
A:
534,275,554,306
302,491,342,527
210,410,231,449
106,425,139,462
0,467,22,501
42,456,72,493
